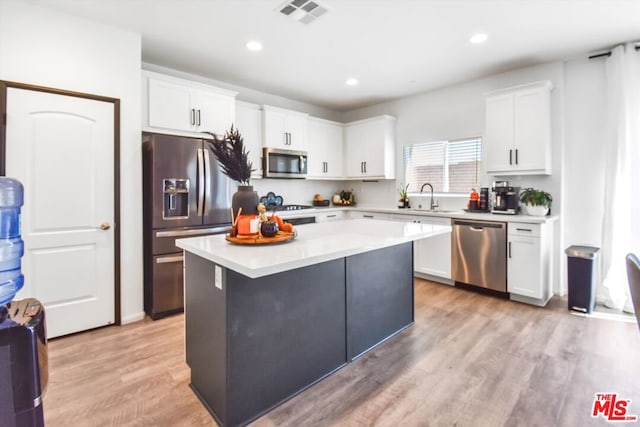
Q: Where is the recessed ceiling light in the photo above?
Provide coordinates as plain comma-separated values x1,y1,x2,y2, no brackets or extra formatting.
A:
246,40,263,51
345,78,359,86
469,33,488,44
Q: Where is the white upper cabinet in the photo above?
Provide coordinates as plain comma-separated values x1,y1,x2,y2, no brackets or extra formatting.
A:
143,70,237,137
196,89,237,136
235,101,263,180
262,105,308,150
307,117,344,179
344,115,396,179
484,81,552,175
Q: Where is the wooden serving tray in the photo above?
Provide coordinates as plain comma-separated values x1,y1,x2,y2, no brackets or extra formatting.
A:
225,231,296,245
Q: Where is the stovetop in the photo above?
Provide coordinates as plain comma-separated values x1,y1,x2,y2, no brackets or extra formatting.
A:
260,191,313,211
274,204,314,211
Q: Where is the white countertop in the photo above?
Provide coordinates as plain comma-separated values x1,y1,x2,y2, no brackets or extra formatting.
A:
176,219,451,278
278,205,558,224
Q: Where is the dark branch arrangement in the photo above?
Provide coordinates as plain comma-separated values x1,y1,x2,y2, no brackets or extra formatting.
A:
204,126,255,185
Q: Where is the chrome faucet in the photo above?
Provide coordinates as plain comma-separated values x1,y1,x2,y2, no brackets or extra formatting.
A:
420,183,439,210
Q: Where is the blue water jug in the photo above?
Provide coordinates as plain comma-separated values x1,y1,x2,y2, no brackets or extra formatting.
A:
0,177,24,307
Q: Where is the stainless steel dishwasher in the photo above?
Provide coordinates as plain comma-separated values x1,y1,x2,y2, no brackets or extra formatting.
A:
451,219,507,293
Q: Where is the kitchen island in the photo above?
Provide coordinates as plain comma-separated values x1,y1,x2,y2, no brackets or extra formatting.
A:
176,219,450,427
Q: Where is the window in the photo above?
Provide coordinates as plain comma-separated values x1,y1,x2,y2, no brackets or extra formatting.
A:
403,137,482,193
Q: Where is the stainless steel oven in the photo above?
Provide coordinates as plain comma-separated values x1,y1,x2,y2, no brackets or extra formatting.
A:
263,147,307,179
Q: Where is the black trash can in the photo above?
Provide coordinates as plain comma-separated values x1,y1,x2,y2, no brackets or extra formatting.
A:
565,245,600,313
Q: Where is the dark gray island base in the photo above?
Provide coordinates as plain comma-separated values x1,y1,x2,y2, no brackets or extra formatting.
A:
184,242,413,427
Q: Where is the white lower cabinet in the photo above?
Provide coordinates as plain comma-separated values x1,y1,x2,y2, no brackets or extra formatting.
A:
350,211,391,221
390,215,452,282
349,210,554,304
414,217,452,281
507,222,553,306
316,211,345,222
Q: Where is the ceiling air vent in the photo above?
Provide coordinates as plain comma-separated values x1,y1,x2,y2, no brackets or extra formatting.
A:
278,0,328,25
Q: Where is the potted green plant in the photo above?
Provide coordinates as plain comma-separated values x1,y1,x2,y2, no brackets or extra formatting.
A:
398,183,410,208
204,126,257,214
519,188,552,216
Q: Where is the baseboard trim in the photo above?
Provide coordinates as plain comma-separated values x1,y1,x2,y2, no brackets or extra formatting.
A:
121,311,145,324
510,293,552,307
414,272,454,286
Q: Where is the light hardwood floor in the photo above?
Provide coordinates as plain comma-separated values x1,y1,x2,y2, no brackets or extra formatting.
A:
44,279,640,427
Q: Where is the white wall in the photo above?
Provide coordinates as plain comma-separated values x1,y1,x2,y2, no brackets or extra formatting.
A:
250,179,344,206
341,62,566,294
563,57,607,299
0,1,144,323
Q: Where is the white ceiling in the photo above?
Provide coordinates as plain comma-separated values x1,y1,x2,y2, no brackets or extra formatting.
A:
27,0,640,111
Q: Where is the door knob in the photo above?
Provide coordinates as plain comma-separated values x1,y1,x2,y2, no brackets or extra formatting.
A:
100,223,111,230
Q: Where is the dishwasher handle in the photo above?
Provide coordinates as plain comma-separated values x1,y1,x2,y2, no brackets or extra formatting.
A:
452,220,505,229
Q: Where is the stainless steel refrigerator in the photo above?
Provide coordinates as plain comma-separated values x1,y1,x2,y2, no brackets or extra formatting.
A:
142,132,235,319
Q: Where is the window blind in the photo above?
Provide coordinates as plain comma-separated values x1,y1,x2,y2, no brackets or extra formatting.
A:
403,137,482,193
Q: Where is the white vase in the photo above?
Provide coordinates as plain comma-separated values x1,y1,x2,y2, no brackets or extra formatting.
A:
526,204,548,217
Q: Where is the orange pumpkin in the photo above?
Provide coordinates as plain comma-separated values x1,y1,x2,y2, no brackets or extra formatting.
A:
469,188,479,201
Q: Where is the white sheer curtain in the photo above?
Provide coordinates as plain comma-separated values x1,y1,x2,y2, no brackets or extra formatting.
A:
601,43,640,311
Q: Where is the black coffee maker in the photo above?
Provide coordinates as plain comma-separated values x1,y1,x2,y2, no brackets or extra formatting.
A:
492,181,520,215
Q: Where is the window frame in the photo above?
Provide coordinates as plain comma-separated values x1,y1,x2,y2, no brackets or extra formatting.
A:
403,136,483,195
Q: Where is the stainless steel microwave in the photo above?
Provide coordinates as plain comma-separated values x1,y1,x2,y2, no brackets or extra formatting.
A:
262,147,307,179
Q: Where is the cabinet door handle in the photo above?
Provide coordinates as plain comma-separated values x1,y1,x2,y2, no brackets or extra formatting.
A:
191,109,196,126
509,241,512,258
515,148,518,165
509,149,513,165
196,109,201,126
327,214,336,218
363,214,374,219
516,228,532,232
364,161,367,173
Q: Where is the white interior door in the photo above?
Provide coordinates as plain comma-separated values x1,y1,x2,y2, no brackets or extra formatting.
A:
5,87,115,338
